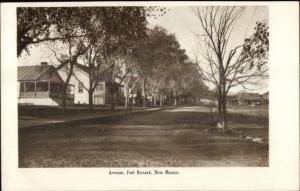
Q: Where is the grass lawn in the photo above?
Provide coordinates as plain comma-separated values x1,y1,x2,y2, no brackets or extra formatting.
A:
19,105,268,167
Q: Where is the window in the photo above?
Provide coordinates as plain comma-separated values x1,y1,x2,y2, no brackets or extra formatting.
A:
67,85,74,94
25,82,35,92
20,82,25,92
98,84,104,92
95,84,104,92
50,83,61,93
78,82,83,93
36,82,48,92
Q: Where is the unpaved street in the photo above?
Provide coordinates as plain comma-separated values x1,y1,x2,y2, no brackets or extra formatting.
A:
19,106,268,167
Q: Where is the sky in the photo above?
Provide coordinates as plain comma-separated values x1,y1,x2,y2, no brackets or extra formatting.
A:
18,6,269,94
147,6,268,61
148,6,269,94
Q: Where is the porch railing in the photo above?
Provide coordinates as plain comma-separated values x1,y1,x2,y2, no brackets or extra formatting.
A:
19,92,74,99
49,92,74,99
19,81,74,100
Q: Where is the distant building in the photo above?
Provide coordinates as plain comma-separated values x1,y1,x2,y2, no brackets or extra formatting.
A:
226,94,239,105
17,62,74,106
261,91,269,105
238,92,262,106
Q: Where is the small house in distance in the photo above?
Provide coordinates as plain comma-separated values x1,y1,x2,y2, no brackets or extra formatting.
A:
261,91,269,105
226,93,239,105
18,62,74,106
238,92,262,106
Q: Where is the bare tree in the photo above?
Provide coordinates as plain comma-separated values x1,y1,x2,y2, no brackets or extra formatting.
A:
119,58,141,109
124,74,140,109
193,6,269,130
147,78,161,107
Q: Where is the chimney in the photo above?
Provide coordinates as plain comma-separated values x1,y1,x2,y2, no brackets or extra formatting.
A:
41,62,48,67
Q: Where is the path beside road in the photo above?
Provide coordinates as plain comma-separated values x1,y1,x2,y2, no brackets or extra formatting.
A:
18,106,174,128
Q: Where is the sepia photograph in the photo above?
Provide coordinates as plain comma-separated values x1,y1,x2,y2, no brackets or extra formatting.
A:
1,1,299,191
17,5,269,168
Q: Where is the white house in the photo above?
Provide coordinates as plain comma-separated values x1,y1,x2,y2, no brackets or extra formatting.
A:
58,64,123,105
17,61,123,106
17,62,74,106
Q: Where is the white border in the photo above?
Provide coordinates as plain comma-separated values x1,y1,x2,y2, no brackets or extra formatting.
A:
1,2,299,191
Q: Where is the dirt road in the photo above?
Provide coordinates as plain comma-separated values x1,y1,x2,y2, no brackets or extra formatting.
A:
19,106,268,167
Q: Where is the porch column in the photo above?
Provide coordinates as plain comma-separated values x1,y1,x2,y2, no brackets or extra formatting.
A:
24,82,26,93
34,81,37,97
48,81,51,93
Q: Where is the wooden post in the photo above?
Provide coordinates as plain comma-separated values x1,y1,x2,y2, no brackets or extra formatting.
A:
130,94,133,113
48,81,51,93
24,82,26,93
34,81,37,97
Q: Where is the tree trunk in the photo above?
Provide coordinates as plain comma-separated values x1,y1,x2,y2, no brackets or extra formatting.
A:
142,93,146,107
62,64,73,112
110,63,115,110
209,103,214,126
88,91,93,111
153,94,157,107
130,93,133,113
216,77,228,131
217,87,222,122
125,95,128,109
173,88,177,106
124,87,128,109
222,81,228,130
151,96,154,106
62,85,67,112
142,79,146,107
110,87,115,110
222,94,228,130
110,93,115,110
159,93,163,107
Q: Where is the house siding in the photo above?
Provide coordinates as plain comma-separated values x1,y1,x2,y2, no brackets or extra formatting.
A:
73,69,90,104
93,82,106,105
39,71,63,83
18,98,60,106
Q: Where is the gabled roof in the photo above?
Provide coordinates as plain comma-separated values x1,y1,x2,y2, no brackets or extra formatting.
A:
58,64,123,87
75,63,89,74
261,91,269,100
75,64,116,83
262,91,269,96
18,65,53,81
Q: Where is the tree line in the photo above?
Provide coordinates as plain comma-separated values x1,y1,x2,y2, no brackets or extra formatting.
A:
17,7,208,111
